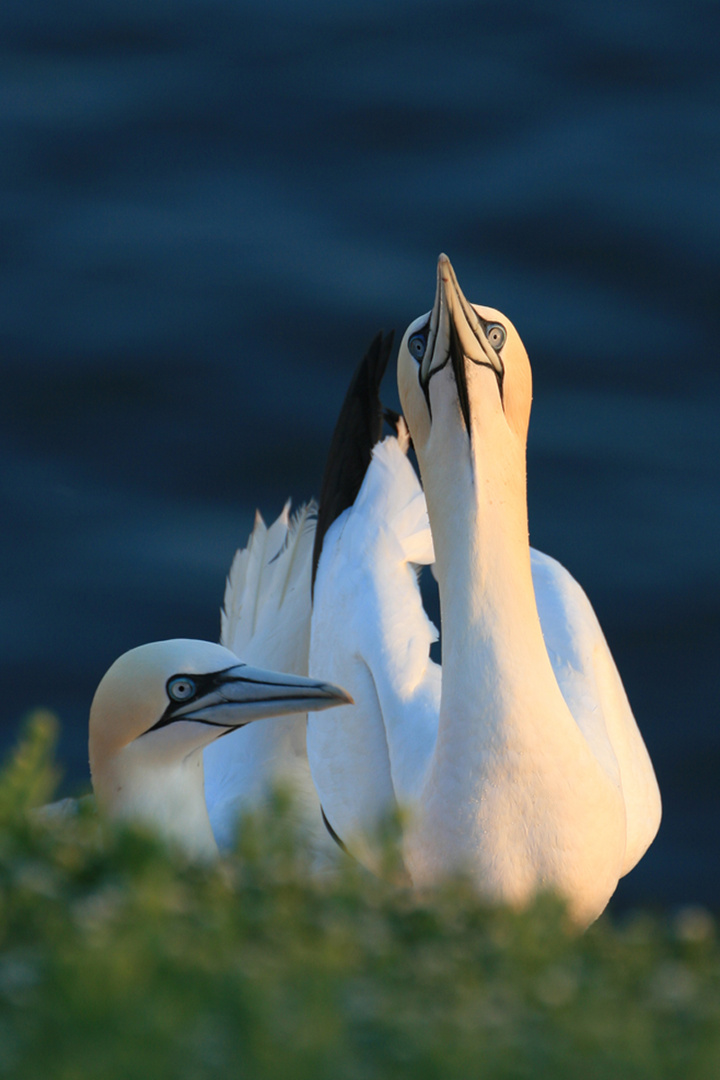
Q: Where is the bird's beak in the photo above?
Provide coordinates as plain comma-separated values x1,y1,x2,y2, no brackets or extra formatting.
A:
420,254,503,433
149,664,353,734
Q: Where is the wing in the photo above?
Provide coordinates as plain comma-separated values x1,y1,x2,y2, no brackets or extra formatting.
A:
206,331,398,858
308,432,440,872
531,548,662,875
312,330,396,589
222,500,316,674
204,502,335,856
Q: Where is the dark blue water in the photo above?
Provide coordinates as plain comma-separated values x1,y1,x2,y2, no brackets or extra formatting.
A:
2,0,718,909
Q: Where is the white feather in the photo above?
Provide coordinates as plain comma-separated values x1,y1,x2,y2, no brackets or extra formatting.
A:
308,435,440,871
205,501,341,864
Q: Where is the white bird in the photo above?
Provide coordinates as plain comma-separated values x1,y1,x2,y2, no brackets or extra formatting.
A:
89,637,351,860
308,255,661,925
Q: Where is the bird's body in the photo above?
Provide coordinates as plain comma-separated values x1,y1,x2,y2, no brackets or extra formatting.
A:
309,256,661,924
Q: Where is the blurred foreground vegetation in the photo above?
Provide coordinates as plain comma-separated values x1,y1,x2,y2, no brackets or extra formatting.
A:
0,714,717,1079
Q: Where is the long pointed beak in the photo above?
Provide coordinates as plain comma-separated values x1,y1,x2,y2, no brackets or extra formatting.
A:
151,664,353,733
421,254,503,433
418,256,449,392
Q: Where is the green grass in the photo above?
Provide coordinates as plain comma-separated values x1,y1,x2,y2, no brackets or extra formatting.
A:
0,714,717,1079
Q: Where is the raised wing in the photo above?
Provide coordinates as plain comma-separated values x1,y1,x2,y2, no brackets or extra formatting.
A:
222,500,316,672
312,330,396,589
203,502,330,852
308,432,440,871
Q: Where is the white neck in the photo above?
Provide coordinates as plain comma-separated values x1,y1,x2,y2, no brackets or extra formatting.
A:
411,426,626,924
423,424,548,728
92,744,219,860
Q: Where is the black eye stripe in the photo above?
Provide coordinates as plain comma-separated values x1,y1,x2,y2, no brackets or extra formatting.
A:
163,666,239,709
146,666,322,737
147,666,240,735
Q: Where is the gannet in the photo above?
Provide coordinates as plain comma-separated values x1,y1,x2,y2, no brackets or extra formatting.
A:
308,255,661,925
89,637,351,859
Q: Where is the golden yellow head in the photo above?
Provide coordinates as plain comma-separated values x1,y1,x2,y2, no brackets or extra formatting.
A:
397,254,532,459
89,638,353,776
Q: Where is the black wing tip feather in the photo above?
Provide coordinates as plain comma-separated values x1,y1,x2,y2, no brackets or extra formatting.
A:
311,330,396,591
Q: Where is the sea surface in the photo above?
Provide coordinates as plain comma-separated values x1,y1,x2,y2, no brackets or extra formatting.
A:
1,0,719,909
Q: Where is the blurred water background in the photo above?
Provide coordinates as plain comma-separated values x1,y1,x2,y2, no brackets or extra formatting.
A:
1,0,718,910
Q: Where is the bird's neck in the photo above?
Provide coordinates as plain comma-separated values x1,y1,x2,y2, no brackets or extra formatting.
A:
422,432,562,737
93,746,219,860
408,422,628,923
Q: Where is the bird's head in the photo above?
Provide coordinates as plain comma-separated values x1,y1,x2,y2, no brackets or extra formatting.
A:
397,254,532,481
89,638,352,773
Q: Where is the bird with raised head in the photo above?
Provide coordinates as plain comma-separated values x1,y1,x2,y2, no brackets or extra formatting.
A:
308,255,661,925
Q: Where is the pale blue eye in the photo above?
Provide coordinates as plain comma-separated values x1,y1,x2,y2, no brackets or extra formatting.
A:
167,676,196,702
408,333,427,360
486,324,506,350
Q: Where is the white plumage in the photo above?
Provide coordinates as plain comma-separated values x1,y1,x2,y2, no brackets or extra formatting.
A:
203,502,346,864
308,255,661,924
